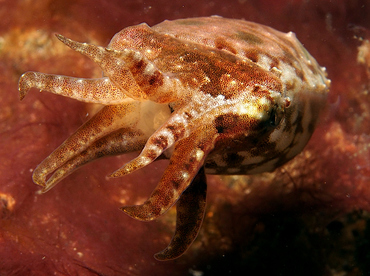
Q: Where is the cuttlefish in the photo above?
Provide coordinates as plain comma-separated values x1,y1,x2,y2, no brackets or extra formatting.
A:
18,16,330,260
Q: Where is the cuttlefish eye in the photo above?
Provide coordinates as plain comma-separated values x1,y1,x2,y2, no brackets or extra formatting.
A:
267,105,283,127
265,96,291,128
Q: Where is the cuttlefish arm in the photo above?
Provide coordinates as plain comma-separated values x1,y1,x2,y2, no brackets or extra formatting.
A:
154,167,207,261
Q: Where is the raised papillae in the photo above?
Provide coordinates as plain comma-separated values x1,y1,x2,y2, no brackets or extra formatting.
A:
18,16,330,260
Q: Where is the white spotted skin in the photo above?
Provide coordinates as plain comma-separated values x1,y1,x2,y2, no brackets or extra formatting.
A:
18,16,330,260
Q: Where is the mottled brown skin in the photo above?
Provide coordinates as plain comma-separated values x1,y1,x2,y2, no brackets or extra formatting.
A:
18,16,330,260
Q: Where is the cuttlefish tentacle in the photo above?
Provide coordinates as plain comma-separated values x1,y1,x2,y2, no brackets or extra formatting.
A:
110,109,191,177
56,33,186,104
154,166,207,261
43,128,147,192
55,34,146,101
19,73,127,104
110,94,226,177
120,124,217,221
33,103,141,188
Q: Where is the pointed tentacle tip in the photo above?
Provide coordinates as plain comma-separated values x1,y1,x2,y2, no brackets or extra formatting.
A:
19,88,27,101
153,252,169,261
55,33,70,45
120,205,157,221
154,247,183,261
54,33,63,39
110,155,156,178
55,33,82,51
32,173,46,188
108,167,131,178
41,185,54,193
32,179,52,194
18,72,32,100
33,172,63,193
32,170,57,193
41,177,61,193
